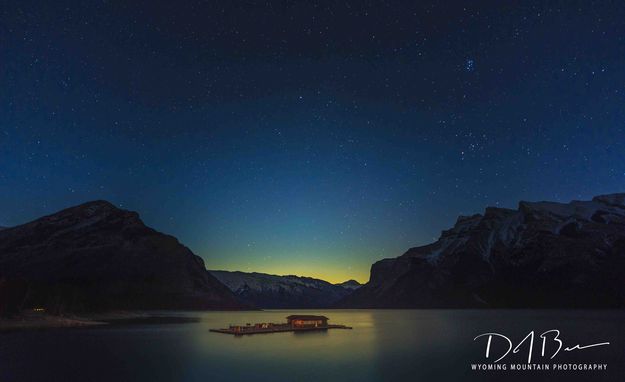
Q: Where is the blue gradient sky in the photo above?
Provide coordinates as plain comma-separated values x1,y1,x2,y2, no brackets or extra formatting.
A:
1,1,624,282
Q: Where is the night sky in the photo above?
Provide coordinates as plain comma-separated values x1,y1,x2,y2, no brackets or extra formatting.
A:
2,1,625,283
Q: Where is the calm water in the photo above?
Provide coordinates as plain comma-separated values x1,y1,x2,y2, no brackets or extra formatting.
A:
1,310,624,382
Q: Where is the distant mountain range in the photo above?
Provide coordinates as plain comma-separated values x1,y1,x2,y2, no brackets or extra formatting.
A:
209,270,360,308
339,193,625,308
0,201,243,315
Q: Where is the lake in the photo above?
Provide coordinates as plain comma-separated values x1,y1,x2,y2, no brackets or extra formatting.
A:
1,310,623,381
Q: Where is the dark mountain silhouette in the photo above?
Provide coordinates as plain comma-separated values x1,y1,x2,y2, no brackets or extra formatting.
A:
339,193,625,308
0,201,243,316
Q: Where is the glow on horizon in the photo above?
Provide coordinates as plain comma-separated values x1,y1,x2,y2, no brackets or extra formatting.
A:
204,256,372,284
194,234,411,285
212,267,369,285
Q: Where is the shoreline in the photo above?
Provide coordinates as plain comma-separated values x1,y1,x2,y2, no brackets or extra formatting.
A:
0,315,107,332
3,308,622,333
0,311,197,332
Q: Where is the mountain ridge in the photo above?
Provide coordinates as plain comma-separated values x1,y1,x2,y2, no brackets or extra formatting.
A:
209,270,356,308
339,193,625,308
0,200,243,315
335,279,362,290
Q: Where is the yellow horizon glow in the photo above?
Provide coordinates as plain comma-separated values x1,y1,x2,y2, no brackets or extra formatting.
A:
205,262,370,285
200,245,389,285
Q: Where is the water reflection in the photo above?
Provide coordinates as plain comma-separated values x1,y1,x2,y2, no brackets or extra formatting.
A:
0,310,622,382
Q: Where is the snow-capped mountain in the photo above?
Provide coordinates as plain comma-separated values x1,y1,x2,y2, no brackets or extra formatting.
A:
340,193,625,308
209,270,354,308
335,279,362,290
0,201,243,315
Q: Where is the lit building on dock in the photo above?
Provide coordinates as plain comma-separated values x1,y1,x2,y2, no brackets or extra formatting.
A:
286,315,328,328
210,315,351,335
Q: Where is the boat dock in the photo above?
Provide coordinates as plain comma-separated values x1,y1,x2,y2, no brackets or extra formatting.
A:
210,315,352,336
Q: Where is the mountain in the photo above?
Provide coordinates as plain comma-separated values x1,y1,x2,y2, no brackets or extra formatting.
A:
0,201,243,316
335,279,362,290
209,270,354,308
339,193,625,308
